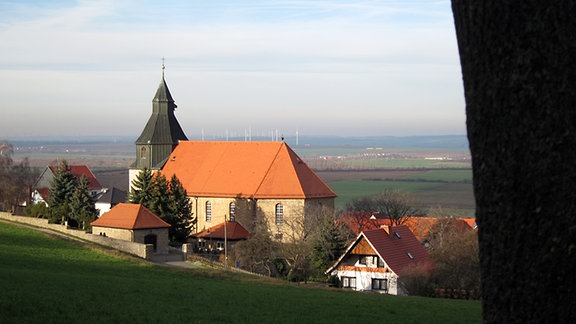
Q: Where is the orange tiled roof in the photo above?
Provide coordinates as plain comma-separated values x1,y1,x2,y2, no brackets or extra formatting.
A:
91,203,170,229
161,141,337,199
194,221,251,240
340,213,475,241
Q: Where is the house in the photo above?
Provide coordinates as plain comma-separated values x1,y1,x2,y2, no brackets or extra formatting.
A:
95,187,127,217
91,203,170,252
129,66,336,242
193,221,251,252
32,164,105,205
325,225,433,295
160,141,337,242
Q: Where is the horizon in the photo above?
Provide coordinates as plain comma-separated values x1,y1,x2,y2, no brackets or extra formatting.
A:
1,1,465,138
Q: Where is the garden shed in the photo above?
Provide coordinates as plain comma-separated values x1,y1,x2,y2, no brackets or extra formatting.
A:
91,203,170,252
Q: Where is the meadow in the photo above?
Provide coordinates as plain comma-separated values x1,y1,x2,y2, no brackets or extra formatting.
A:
323,169,475,216
0,221,481,323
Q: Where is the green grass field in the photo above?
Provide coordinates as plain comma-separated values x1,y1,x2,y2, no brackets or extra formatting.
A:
0,221,481,323
328,169,476,216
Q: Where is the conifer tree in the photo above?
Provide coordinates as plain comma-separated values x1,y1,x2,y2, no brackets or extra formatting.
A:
48,160,77,224
168,174,194,243
148,172,170,220
128,168,153,206
129,169,195,244
311,216,347,279
69,175,97,230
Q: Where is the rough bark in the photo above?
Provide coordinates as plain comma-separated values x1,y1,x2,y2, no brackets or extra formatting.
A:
451,1,576,322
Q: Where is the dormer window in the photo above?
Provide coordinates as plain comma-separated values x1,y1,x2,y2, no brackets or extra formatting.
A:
394,232,401,239
407,252,414,259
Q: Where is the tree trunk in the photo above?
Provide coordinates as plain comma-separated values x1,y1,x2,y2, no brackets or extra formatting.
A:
451,1,576,322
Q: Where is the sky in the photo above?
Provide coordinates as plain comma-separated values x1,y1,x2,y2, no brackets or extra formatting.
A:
0,0,465,139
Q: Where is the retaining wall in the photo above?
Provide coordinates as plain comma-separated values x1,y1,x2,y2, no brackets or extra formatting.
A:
0,212,154,260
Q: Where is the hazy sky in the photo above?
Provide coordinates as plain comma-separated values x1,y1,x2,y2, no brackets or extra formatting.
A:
0,0,465,139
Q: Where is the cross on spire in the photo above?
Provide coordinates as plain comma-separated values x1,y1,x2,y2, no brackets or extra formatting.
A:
161,56,166,79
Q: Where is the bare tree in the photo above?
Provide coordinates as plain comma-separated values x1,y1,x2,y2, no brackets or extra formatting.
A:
452,1,576,321
0,141,36,211
346,189,421,226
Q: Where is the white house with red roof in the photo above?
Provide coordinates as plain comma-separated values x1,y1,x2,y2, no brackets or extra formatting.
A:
32,164,105,205
326,225,434,295
91,203,170,253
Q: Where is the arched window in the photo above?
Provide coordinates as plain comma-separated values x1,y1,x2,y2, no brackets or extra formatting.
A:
140,146,147,159
206,201,212,222
275,203,283,225
229,202,236,222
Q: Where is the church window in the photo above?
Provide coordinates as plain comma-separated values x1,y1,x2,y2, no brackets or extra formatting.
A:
206,201,212,222
275,203,283,225
140,147,147,159
229,202,236,222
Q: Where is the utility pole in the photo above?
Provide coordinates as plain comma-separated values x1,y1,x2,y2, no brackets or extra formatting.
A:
224,214,228,270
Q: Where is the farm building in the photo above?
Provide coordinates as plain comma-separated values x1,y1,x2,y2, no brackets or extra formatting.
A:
326,225,433,295
91,203,170,253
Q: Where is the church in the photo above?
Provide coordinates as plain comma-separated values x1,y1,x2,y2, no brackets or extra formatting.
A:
129,66,336,242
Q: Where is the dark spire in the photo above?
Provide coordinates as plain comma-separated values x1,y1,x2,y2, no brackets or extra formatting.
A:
134,64,188,169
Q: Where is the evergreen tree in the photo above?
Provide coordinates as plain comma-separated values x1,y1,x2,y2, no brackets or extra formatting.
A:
69,175,97,230
168,174,194,243
129,169,195,244
311,216,347,280
148,172,171,220
128,168,153,206
48,160,77,224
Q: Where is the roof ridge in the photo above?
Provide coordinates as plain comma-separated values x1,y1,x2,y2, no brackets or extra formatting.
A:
132,204,143,229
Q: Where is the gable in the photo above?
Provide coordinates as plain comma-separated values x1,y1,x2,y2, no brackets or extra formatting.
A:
350,236,378,255
161,141,336,199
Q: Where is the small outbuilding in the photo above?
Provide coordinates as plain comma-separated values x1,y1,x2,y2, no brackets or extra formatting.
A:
192,221,251,253
91,203,170,253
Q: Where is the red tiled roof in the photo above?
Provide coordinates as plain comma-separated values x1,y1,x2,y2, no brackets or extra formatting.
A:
48,165,103,190
194,221,251,240
363,226,434,275
91,203,170,229
161,141,336,199
340,213,475,241
327,225,434,276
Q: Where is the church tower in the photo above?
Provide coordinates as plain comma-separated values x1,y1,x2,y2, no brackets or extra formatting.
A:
129,64,188,188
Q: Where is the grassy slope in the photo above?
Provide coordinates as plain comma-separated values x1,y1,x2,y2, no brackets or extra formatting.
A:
0,222,481,323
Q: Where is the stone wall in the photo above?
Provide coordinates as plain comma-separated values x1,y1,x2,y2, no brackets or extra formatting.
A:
0,212,153,260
